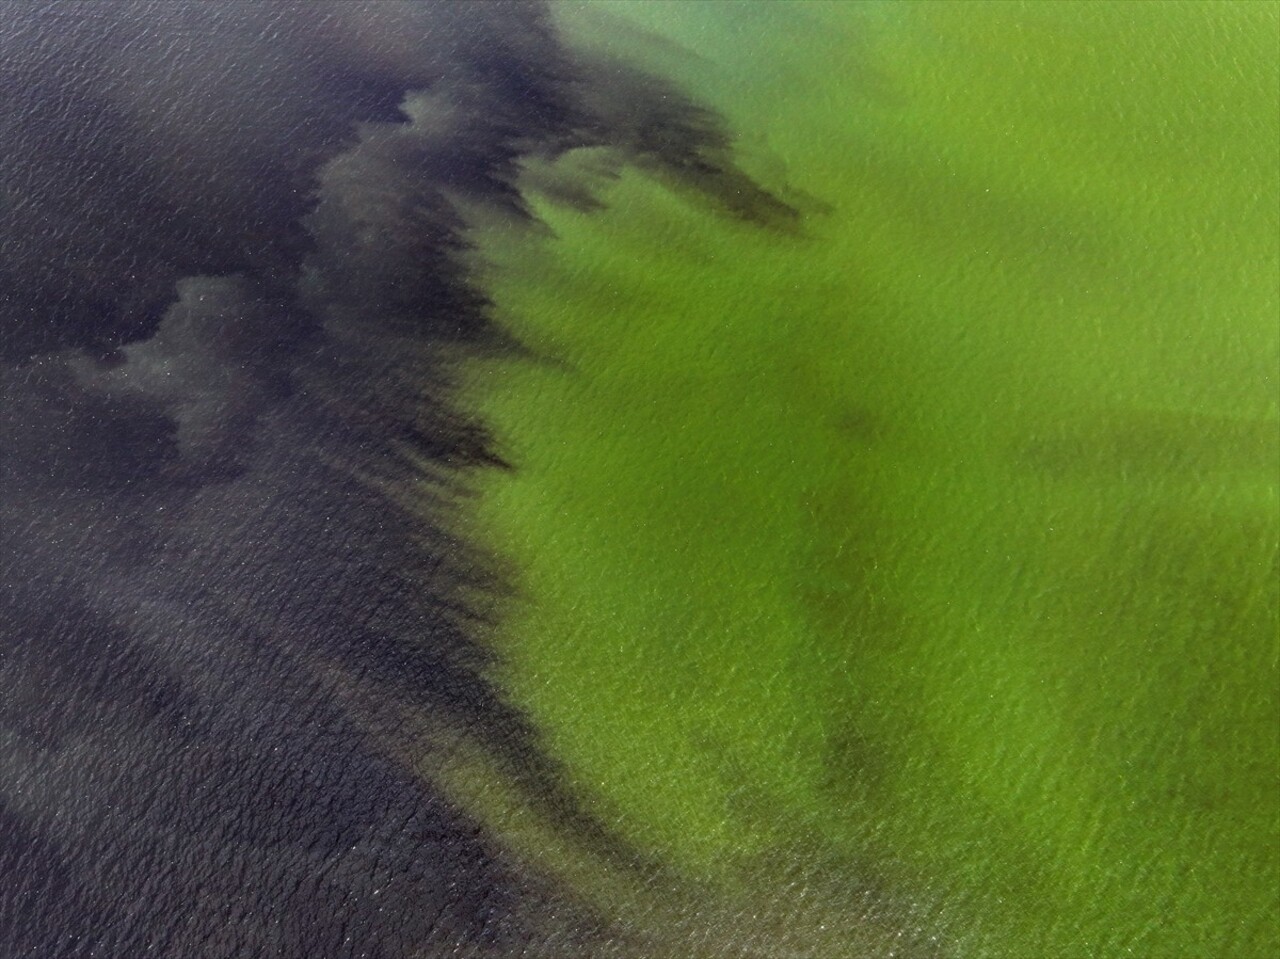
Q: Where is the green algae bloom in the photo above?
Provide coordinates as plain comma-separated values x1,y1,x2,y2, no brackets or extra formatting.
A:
458,3,1280,955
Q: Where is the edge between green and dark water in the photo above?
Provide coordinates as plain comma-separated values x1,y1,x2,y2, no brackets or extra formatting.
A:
445,3,1280,956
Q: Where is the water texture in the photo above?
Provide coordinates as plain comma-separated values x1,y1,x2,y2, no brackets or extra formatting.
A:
463,2,1279,956
1,2,1276,957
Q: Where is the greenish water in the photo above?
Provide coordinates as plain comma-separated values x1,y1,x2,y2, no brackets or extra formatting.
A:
461,2,1279,955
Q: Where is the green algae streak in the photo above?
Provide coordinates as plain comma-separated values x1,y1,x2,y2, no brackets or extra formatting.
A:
460,2,1279,955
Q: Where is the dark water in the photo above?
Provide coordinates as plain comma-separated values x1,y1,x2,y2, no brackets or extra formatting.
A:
0,3,758,956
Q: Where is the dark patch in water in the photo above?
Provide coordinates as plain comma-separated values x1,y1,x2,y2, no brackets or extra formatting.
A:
0,1,787,955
